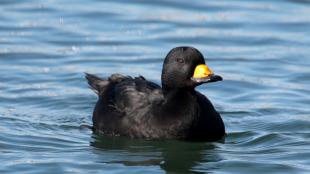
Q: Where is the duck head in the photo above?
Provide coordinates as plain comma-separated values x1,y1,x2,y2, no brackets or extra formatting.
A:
161,46,222,91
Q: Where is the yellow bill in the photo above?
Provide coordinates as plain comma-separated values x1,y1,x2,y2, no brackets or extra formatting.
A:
192,64,222,83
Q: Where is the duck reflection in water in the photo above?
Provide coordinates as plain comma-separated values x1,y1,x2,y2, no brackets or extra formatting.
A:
90,134,224,173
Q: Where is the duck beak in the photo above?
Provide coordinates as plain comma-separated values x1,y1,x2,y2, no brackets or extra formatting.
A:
191,64,223,83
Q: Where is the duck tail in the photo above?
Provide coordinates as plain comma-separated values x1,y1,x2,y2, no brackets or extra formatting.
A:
85,73,109,95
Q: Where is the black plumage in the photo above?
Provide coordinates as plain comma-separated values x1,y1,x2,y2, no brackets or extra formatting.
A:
86,46,225,141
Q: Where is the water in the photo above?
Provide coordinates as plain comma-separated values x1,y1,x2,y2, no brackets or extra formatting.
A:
1,0,310,173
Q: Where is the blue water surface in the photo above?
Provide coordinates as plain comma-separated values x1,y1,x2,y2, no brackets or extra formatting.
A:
1,0,310,173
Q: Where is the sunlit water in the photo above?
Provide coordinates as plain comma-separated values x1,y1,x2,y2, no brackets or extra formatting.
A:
1,0,310,173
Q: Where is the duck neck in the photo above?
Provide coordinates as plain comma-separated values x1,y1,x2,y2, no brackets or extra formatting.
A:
162,87,195,113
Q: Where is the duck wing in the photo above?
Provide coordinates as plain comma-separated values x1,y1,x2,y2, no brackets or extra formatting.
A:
113,75,163,113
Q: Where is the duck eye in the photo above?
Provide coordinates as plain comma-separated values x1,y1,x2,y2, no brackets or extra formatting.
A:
176,58,184,63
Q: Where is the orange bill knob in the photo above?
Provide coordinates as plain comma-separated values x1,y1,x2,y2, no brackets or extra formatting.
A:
193,64,213,78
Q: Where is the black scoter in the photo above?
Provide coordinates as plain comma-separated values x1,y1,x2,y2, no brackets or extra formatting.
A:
86,46,225,141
